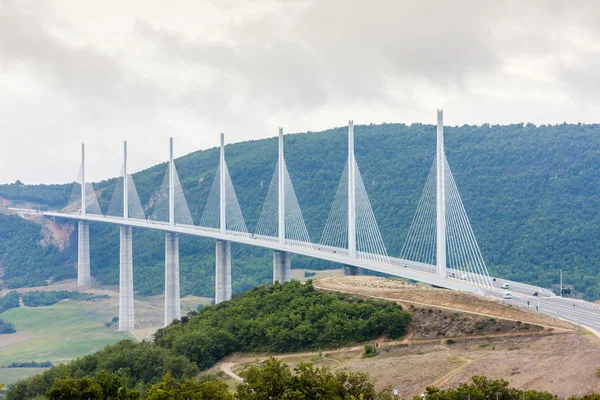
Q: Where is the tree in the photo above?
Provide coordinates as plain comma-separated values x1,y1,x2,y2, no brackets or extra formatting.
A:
146,372,232,400
236,358,390,400
236,358,292,399
46,377,103,399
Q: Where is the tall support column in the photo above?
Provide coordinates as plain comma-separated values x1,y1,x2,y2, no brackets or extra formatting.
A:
273,251,291,283
164,137,181,326
219,133,226,234
215,134,232,303
215,240,231,303
119,226,134,331
343,265,362,276
164,232,180,325
273,250,292,283
348,121,356,258
119,141,134,331
273,128,292,283
77,221,91,286
77,143,91,286
436,110,447,278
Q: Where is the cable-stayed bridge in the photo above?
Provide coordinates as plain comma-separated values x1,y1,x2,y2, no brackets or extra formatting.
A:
12,111,556,332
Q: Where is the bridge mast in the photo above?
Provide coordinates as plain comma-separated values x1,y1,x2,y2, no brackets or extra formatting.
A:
348,120,356,258
123,141,128,220
169,137,175,226
119,140,134,330
278,128,285,245
436,110,447,278
273,127,291,282
77,143,91,286
220,133,226,234
165,137,181,325
81,144,86,215
216,133,232,303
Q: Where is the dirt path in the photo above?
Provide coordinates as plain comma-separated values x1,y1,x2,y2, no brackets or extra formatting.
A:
220,362,243,382
428,344,473,389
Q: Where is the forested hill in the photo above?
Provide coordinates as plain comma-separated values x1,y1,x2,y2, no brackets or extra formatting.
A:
1,122,600,299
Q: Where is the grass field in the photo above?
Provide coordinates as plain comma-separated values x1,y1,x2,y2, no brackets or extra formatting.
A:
0,367,49,384
0,300,130,368
0,283,212,385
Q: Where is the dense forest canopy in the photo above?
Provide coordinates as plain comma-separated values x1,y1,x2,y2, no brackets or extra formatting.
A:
154,281,410,369
1,122,600,298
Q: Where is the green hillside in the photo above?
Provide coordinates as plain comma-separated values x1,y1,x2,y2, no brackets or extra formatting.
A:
1,122,600,298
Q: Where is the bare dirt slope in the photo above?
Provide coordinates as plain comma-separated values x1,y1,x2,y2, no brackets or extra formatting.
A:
218,330,598,398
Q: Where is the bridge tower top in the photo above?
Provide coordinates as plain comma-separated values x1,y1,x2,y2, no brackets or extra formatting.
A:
436,110,446,278
219,133,226,234
81,143,86,216
348,120,356,258
169,137,175,226
123,141,128,220
278,127,285,245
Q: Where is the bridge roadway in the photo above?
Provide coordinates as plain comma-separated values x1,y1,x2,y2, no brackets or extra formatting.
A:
503,292,600,334
11,208,600,336
21,209,481,293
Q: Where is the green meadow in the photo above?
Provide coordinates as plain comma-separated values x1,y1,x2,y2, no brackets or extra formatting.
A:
0,299,131,383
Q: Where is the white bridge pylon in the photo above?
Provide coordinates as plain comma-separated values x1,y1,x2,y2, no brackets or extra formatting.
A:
150,139,194,226
320,121,390,266
255,128,312,249
401,110,493,288
64,144,102,215
199,133,249,235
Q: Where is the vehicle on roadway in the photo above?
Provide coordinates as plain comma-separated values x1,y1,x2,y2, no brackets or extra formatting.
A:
504,292,512,299
533,291,539,296
501,283,510,289
460,274,467,280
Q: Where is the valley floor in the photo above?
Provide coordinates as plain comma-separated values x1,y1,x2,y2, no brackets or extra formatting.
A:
0,279,210,383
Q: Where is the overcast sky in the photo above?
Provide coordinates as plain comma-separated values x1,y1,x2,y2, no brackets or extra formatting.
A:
1,0,600,184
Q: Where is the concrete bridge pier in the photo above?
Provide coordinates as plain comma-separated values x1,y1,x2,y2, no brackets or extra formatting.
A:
77,221,91,286
215,240,232,304
273,251,291,283
164,232,181,326
343,265,362,276
119,226,135,331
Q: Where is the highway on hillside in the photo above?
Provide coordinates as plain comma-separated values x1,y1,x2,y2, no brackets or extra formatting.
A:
496,289,600,333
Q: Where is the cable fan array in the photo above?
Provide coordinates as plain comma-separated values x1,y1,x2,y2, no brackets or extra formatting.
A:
320,158,390,265
254,154,312,248
64,166,102,215
149,163,193,225
401,153,493,287
62,130,491,288
199,161,248,235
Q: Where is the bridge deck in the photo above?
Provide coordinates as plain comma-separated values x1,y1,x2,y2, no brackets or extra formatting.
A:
12,208,489,294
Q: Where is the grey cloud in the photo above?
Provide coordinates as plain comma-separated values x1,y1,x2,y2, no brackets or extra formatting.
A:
0,1,164,118
3,0,600,183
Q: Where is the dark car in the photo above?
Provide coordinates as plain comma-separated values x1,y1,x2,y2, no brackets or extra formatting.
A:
533,291,539,296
